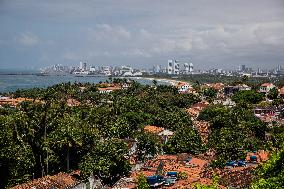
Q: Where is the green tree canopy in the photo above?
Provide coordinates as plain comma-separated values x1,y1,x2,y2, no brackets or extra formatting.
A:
232,90,263,104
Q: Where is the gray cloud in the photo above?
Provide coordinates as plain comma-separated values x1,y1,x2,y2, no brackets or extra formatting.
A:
16,32,40,46
0,0,284,69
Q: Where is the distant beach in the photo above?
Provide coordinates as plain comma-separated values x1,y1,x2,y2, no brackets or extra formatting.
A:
0,74,171,93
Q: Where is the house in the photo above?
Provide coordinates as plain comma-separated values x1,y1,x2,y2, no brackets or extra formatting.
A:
254,106,283,119
0,97,33,107
254,106,276,117
98,87,121,93
144,125,164,134
186,101,209,118
176,82,191,93
259,83,276,94
144,125,174,143
279,87,284,98
10,172,79,189
237,84,251,91
213,98,236,107
223,84,251,96
11,172,104,189
211,83,224,91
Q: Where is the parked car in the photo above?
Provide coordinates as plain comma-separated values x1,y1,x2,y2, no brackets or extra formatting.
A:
226,160,237,167
250,155,257,162
164,177,176,186
146,175,164,187
237,160,247,167
166,172,178,178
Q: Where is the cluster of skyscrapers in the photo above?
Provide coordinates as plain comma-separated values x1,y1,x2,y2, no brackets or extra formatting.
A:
41,59,194,76
167,59,193,75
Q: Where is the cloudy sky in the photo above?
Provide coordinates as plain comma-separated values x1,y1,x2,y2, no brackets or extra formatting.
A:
0,0,284,70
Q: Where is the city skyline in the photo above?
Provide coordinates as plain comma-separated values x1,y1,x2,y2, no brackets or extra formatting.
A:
0,0,284,70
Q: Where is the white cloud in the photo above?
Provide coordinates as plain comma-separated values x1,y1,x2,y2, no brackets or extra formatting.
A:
17,32,40,46
88,24,131,42
3,1,284,69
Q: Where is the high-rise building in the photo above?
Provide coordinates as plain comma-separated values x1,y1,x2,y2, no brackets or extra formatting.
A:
181,62,193,74
167,60,174,74
83,62,87,71
168,59,193,75
189,63,193,72
173,61,180,75
90,66,96,72
167,59,179,75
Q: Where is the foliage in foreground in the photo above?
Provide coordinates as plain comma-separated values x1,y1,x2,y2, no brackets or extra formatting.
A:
0,82,200,188
251,145,284,189
136,173,151,189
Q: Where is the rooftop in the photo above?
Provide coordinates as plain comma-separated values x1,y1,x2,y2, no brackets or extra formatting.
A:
10,172,79,189
260,83,274,87
144,125,164,134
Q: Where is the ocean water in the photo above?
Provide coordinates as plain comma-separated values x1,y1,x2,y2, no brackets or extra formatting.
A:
0,74,169,93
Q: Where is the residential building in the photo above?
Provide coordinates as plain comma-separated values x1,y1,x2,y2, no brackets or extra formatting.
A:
176,82,191,93
119,65,133,75
180,62,193,75
167,59,193,75
186,101,209,118
98,86,121,94
279,87,284,98
259,83,276,94
167,59,179,75
144,125,174,143
254,106,283,118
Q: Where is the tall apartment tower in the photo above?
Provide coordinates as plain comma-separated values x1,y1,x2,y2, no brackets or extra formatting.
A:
189,63,193,72
83,62,87,71
167,59,179,75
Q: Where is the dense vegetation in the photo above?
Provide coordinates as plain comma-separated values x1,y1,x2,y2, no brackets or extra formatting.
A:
1,79,284,188
198,103,268,163
0,81,200,188
251,145,284,189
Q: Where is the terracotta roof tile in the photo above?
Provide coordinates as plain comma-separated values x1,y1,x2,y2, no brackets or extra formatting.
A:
261,83,274,87
10,172,79,189
144,125,164,134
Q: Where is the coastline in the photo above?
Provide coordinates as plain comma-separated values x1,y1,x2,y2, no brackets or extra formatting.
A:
132,76,191,86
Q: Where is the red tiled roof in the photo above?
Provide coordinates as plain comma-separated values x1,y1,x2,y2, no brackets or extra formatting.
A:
10,172,79,189
176,82,190,88
279,87,284,94
144,125,164,134
98,87,121,91
261,83,273,87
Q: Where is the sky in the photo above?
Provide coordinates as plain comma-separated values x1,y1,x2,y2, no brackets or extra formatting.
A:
0,0,284,70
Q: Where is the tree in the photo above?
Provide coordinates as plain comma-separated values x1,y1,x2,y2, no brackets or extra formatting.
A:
193,173,219,189
200,104,267,163
136,173,151,189
0,115,35,188
251,145,284,189
164,126,204,154
267,87,279,100
232,90,263,104
79,139,131,185
136,132,161,161
203,88,217,99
